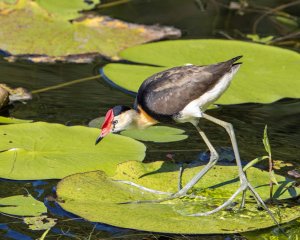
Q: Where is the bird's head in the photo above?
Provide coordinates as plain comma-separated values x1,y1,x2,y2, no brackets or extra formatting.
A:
95,105,133,144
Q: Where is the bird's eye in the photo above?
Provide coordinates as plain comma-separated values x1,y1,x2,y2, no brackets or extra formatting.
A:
112,120,118,125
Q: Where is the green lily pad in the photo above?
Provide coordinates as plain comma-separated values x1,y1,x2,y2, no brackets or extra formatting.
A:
24,216,57,230
0,195,47,216
121,126,187,143
57,161,300,234
0,0,180,62
0,116,32,124
36,0,100,21
89,117,188,143
102,39,300,104
0,122,145,180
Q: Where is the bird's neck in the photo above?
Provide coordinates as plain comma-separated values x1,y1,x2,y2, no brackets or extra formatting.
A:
127,108,158,129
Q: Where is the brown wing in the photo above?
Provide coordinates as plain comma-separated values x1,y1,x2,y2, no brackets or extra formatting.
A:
135,56,242,120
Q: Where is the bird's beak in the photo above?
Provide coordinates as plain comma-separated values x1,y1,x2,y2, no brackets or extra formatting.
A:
95,125,112,144
95,129,110,145
95,134,104,145
95,109,114,145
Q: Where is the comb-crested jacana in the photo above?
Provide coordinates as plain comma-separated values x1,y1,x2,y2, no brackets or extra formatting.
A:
96,56,277,223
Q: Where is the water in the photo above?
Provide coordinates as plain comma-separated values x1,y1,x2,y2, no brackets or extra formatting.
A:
1,0,300,239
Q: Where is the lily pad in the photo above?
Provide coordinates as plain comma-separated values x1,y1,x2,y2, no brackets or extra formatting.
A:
24,216,57,230
102,39,300,104
89,117,188,143
36,0,100,21
0,195,47,216
0,0,180,62
0,116,32,124
121,126,187,143
0,122,145,180
57,161,300,234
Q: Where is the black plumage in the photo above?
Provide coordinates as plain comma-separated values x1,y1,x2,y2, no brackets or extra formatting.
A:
135,56,242,122
112,105,131,116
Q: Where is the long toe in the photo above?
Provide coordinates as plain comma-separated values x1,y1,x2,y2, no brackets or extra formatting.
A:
113,179,172,195
186,185,244,217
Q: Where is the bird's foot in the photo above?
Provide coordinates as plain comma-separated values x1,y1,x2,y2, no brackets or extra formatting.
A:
117,178,279,226
114,179,205,204
113,162,185,196
119,192,206,205
185,179,279,227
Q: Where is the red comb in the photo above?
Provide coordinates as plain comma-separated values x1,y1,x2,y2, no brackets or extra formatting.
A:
101,109,114,130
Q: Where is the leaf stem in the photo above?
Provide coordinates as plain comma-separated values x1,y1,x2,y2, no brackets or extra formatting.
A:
31,75,100,94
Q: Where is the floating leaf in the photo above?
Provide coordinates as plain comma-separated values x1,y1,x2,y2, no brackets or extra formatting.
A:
35,0,100,21
0,0,180,62
102,40,300,104
121,126,188,143
0,195,46,216
89,117,188,143
0,122,145,180
273,160,293,170
0,117,32,124
57,161,300,234
24,216,57,230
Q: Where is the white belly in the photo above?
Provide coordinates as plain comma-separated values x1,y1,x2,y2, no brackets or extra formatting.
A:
176,64,241,122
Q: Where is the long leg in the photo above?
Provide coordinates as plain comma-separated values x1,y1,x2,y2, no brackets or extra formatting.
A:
116,125,218,196
123,114,279,225
173,125,219,196
120,125,220,203
112,180,172,195
202,113,278,224
115,160,185,194
178,162,184,191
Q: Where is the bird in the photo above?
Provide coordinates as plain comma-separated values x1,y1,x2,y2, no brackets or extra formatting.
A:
95,56,277,223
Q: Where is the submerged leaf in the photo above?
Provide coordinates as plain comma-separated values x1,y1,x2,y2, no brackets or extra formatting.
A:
0,195,46,216
273,160,293,170
242,218,300,239
102,40,300,105
0,122,145,180
24,216,57,230
57,161,300,234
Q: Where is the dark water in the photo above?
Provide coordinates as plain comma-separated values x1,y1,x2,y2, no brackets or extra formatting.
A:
1,0,300,239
